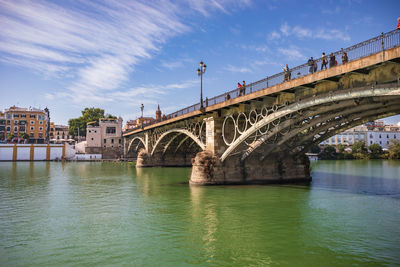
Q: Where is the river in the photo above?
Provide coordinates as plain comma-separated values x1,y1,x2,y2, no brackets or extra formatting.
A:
0,160,399,266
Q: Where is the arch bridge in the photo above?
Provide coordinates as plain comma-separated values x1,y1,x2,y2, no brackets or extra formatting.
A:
124,30,400,185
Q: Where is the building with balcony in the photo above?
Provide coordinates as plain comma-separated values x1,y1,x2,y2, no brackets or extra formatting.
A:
3,106,49,143
49,122,72,143
123,120,138,131
0,112,5,141
86,117,123,158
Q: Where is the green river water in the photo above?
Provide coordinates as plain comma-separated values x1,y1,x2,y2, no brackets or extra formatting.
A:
0,160,399,266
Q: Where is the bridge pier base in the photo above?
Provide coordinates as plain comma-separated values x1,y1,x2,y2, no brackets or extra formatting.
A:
136,149,193,167
190,151,311,185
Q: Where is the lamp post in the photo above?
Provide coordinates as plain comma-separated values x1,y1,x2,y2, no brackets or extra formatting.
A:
44,107,50,144
197,61,206,110
140,103,144,129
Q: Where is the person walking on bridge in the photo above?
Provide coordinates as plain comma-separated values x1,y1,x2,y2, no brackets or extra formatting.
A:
397,18,400,30
308,57,315,73
321,52,328,70
242,80,246,95
342,51,348,64
283,64,291,82
238,82,242,96
329,53,336,68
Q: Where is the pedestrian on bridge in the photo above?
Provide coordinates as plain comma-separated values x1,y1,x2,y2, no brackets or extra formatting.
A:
397,18,400,30
342,52,348,64
329,53,336,68
242,80,246,95
283,64,291,82
321,52,328,70
238,82,243,96
308,57,315,73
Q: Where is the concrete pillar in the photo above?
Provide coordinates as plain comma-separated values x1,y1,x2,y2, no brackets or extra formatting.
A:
190,152,311,185
144,132,150,153
203,115,226,156
136,149,152,167
204,117,215,153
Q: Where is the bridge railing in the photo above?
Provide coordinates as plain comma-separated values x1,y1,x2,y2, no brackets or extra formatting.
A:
125,29,400,134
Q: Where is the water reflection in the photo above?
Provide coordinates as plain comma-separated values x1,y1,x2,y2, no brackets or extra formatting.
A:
189,185,217,262
311,160,400,196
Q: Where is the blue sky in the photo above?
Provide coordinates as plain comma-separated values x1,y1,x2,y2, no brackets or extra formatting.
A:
0,0,399,125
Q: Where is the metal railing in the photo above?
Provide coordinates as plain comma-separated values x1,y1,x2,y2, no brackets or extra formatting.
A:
125,29,400,134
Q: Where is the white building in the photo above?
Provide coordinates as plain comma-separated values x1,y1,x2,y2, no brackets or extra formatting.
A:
321,120,399,149
85,117,123,158
366,131,398,148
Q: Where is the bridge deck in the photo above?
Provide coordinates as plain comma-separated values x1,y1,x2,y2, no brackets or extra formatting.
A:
124,44,400,137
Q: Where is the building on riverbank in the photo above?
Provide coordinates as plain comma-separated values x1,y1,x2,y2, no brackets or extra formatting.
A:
3,106,49,144
49,123,73,143
0,111,5,141
321,120,400,149
123,105,163,131
85,117,123,159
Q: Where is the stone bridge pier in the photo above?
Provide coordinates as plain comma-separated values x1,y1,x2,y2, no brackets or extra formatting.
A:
189,116,311,185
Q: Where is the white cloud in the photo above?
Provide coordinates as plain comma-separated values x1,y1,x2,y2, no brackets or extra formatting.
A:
242,44,271,53
280,22,290,36
321,6,340,15
268,31,281,40
224,64,251,73
44,93,55,100
272,22,350,42
160,60,184,70
0,0,189,94
278,46,306,60
186,0,252,16
0,0,253,110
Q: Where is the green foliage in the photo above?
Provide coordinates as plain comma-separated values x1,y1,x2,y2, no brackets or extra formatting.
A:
352,141,368,154
388,139,400,159
319,145,337,160
308,144,321,154
337,144,345,153
105,113,117,119
342,152,355,160
369,143,383,159
68,107,116,137
352,152,370,160
7,133,15,140
20,132,30,140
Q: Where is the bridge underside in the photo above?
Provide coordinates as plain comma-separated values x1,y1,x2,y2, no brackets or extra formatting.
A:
124,47,400,185
190,92,400,185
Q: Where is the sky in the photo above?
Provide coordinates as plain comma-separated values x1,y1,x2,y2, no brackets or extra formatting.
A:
0,0,400,125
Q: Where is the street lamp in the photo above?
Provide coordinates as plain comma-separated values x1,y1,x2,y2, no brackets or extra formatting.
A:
197,61,206,110
140,103,144,129
44,107,50,144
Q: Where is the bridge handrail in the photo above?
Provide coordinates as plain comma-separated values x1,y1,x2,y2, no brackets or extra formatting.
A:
125,29,400,134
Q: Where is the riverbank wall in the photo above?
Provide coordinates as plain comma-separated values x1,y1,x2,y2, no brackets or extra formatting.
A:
0,144,75,161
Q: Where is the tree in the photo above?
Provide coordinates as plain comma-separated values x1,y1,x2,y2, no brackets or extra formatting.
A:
308,144,321,154
7,133,14,140
68,107,117,137
352,141,368,153
337,144,345,153
369,143,383,159
20,132,30,140
319,145,337,160
388,139,400,159
352,140,369,159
